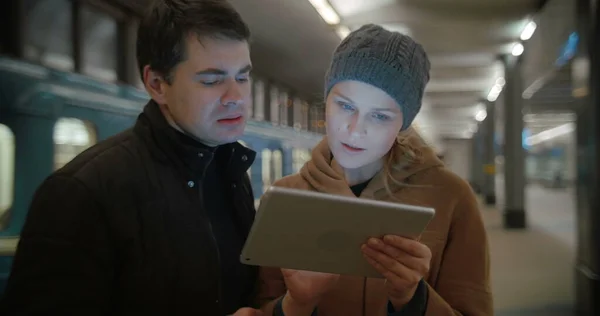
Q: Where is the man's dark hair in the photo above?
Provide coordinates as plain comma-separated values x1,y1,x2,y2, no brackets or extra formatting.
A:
136,0,251,84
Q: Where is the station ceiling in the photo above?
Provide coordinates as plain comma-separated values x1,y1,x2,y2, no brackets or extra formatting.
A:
112,0,577,146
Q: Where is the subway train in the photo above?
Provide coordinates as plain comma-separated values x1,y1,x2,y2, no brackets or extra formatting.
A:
0,56,321,293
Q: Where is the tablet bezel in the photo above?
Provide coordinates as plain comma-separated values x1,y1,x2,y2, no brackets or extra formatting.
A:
240,186,435,278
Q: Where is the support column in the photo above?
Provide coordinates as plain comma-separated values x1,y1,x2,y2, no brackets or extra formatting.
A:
501,53,526,229
574,0,600,314
470,127,484,194
117,20,140,86
482,100,496,205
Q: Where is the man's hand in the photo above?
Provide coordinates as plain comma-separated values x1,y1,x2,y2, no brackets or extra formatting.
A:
282,269,340,308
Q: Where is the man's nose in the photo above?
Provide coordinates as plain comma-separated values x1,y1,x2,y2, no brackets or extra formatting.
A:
221,80,243,106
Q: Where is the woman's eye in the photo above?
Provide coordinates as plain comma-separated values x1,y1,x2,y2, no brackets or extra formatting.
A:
337,101,353,111
373,113,391,121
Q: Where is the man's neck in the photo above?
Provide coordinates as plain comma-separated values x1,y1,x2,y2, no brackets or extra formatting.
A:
159,103,218,149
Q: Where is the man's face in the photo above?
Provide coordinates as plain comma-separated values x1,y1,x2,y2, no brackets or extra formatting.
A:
147,34,252,146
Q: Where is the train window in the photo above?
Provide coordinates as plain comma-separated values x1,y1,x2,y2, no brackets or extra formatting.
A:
293,98,303,131
23,0,74,71
279,91,288,126
0,124,15,230
53,118,97,170
272,150,283,181
292,149,311,173
253,80,265,121
261,149,272,192
310,106,327,134
81,5,118,82
301,101,310,131
270,86,279,125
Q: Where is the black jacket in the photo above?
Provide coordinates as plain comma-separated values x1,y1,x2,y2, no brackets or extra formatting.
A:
0,101,258,315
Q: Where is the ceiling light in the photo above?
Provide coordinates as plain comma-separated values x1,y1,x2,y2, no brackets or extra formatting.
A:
525,122,575,146
487,82,503,102
475,109,487,122
308,0,340,25
487,92,499,102
336,25,351,39
512,43,524,56
520,21,537,41
490,84,502,95
495,77,506,86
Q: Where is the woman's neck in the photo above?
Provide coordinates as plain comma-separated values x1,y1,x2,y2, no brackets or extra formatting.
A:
343,159,384,186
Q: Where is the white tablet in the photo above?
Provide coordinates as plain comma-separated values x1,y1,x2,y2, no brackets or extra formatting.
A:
240,186,435,278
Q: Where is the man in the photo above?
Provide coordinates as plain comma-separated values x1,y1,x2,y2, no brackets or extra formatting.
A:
0,0,262,315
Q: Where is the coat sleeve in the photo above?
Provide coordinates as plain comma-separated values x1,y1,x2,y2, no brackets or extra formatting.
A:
424,186,493,315
0,175,115,315
256,266,287,314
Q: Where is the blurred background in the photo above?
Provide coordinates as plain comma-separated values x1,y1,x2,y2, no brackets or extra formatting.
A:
0,0,599,315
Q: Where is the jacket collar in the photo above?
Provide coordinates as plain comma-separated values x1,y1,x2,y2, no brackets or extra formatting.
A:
134,100,256,180
300,127,443,200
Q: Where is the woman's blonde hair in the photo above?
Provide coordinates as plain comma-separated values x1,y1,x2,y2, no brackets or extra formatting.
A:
382,129,431,198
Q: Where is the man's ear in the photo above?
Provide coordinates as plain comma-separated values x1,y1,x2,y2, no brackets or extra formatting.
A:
143,65,168,105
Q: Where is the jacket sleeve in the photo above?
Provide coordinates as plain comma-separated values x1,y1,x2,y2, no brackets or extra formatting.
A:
424,186,493,315
386,279,428,315
0,175,115,315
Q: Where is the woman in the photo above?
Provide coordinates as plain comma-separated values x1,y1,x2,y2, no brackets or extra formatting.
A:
257,24,492,316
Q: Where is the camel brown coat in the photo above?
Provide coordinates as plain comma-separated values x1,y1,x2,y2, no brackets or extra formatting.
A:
257,129,493,315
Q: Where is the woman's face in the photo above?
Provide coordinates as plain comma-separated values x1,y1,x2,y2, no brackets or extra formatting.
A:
326,80,404,169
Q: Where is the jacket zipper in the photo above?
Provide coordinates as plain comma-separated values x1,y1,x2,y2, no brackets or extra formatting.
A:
197,154,223,313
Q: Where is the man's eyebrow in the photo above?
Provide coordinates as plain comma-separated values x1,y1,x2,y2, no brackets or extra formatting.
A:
194,64,252,76
238,64,252,74
195,68,226,76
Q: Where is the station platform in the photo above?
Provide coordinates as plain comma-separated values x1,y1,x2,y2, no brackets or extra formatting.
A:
483,182,575,315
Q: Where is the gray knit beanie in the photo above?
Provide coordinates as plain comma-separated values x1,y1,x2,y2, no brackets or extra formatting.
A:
324,24,431,130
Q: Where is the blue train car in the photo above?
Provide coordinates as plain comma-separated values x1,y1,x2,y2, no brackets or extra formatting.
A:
0,57,321,293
